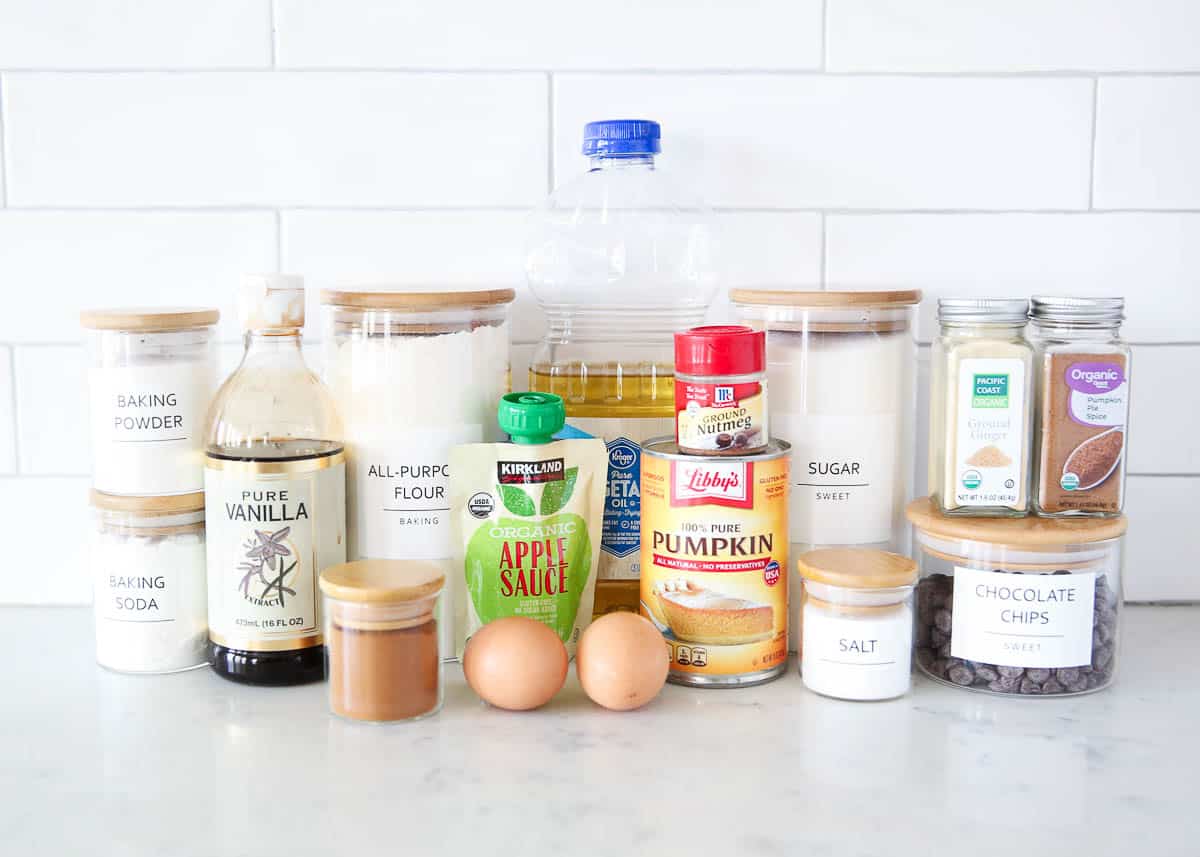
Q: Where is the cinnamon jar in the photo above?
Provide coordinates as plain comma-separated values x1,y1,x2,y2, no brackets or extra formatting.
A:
319,560,445,723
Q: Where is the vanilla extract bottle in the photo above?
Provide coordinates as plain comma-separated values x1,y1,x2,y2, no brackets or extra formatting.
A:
204,275,347,686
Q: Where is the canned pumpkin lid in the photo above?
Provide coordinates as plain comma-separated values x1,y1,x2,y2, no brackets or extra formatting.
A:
906,497,1128,546
80,307,220,331
797,548,917,589
319,559,446,604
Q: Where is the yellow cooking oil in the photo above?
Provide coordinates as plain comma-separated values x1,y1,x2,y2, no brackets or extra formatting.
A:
530,361,674,617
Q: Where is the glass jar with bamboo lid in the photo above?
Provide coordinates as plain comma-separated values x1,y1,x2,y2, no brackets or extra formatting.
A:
907,497,1126,696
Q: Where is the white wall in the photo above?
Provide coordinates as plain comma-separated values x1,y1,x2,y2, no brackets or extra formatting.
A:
1,0,1197,603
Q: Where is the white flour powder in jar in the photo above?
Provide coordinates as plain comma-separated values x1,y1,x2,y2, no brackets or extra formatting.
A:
91,492,209,674
322,289,515,656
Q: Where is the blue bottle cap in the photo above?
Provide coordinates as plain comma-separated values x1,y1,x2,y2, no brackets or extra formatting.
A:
582,119,661,157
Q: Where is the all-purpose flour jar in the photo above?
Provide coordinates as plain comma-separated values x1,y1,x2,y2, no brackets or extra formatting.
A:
91,491,208,674
732,290,921,651
81,308,220,495
321,288,514,655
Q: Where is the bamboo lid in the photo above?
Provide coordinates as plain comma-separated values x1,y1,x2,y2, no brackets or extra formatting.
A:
90,490,205,516
320,288,516,310
797,548,917,589
730,289,922,308
906,497,1128,547
80,307,220,331
319,559,446,604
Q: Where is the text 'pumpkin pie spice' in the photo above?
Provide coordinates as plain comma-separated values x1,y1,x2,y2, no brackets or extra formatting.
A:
639,438,790,687
1029,297,1131,517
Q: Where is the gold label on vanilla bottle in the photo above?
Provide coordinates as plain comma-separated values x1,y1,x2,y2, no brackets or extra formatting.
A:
205,453,346,652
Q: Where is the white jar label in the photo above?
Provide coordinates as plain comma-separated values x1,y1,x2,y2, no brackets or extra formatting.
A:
802,605,912,682
348,425,482,561
950,566,1095,668
776,412,899,547
95,560,178,623
89,362,216,494
204,454,346,652
953,357,1027,507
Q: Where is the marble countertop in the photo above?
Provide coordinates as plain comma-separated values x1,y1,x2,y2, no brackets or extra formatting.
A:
3,605,1195,856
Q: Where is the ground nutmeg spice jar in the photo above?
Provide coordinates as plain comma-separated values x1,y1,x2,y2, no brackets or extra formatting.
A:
673,325,768,456
907,497,1125,697
319,559,445,723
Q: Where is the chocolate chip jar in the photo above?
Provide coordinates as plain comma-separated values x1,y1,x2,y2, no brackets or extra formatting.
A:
907,497,1125,696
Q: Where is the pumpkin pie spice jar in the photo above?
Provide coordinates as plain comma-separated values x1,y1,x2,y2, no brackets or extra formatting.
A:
319,560,445,723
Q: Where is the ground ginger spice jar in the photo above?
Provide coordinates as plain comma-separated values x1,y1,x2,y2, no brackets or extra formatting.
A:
319,560,445,723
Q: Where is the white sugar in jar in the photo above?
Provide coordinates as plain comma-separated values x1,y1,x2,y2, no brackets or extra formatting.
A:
798,548,917,701
321,288,514,656
82,308,220,496
91,491,209,674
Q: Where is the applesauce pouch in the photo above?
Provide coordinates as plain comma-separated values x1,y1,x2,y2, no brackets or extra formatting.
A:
449,393,606,658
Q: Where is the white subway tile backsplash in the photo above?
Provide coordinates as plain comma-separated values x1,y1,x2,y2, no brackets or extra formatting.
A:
282,211,538,341
0,212,276,343
825,213,1200,343
828,1,1200,72
0,0,271,69
1124,477,1200,601
553,75,1092,210
4,73,547,207
0,477,91,604
1126,346,1199,475
1094,78,1200,210
13,345,88,475
276,0,822,71
0,347,15,473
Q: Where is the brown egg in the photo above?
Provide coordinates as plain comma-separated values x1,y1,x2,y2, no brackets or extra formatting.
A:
577,612,669,711
462,617,568,711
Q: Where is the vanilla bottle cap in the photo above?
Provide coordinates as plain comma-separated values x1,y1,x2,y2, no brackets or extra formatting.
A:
239,274,306,331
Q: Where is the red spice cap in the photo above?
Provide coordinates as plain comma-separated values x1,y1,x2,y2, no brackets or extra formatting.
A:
674,325,765,376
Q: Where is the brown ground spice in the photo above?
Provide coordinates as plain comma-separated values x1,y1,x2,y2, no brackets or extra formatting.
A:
966,444,1012,467
1037,352,1128,514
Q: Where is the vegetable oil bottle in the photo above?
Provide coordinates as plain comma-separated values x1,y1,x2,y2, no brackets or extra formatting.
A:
526,119,718,616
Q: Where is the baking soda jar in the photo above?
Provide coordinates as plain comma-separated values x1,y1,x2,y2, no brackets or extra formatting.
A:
526,119,718,617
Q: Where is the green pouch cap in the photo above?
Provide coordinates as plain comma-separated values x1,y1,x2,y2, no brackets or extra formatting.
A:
499,392,565,444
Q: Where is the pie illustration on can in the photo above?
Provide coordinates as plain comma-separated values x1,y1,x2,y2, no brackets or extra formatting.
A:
654,578,773,645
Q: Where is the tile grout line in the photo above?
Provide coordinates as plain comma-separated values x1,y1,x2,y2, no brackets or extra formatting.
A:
818,212,828,287
1,67,1200,78
4,205,1200,215
0,73,8,206
546,72,555,195
820,0,829,71
7,346,20,473
1088,76,1099,209
269,0,279,68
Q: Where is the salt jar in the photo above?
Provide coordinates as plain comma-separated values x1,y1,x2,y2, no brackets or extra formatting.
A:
91,491,208,674
81,308,220,495
907,497,1125,696
731,289,921,652
321,288,513,655
797,548,917,701
319,560,445,723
